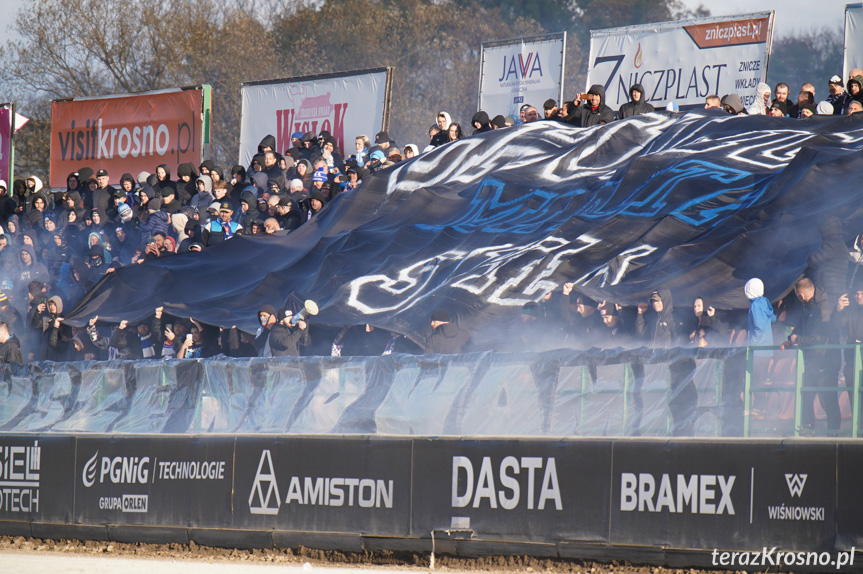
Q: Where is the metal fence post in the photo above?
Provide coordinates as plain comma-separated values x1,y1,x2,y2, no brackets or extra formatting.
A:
744,347,753,437
794,348,804,437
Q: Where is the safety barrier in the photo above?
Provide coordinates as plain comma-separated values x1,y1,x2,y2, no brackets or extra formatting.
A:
0,348,747,437
0,434,859,572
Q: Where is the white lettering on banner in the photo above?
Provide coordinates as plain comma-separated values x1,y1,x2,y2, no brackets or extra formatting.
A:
766,505,825,521
764,472,825,522
0,441,41,514
619,473,735,515
284,477,393,508
157,460,226,480
58,119,171,161
99,495,149,513
348,235,605,315
248,450,396,516
451,456,562,511
81,452,150,487
122,494,149,513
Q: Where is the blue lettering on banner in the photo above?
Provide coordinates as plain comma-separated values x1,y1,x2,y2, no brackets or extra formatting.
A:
415,178,585,235
579,160,757,225
498,52,544,83
513,96,524,104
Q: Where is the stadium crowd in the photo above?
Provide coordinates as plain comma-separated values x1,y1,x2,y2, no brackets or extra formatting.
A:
0,72,862,433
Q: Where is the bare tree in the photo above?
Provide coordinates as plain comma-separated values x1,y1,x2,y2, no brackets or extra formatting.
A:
0,0,281,176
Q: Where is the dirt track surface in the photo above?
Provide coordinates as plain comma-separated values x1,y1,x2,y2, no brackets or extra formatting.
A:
0,536,737,574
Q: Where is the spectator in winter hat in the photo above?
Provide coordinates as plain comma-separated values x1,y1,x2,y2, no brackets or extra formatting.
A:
403,144,419,159
816,101,835,115
201,201,242,247
769,101,788,117
828,74,853,115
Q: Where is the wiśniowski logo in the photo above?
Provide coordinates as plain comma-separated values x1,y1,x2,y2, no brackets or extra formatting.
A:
785,474,807,498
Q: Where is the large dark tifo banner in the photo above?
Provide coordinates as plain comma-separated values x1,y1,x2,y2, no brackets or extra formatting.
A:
65,114,863,344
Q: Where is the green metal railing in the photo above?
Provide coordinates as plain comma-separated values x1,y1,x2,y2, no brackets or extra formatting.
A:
743,344,861,438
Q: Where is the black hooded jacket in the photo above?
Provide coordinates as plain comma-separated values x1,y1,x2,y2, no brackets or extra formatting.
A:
574,85,616,127
0,334,22,363
617,84,655,119
636,288,678,348
806,216,850,305
792,287,839,365
425,322,470,354
471,111,493,134
155,164,177,196
268,323,309,356
176,163,197,204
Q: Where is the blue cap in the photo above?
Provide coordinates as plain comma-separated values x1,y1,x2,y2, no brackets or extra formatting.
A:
291,131,303,140
312,169,328,183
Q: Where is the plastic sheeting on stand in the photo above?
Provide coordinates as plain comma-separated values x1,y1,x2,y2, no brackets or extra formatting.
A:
0,348,749,437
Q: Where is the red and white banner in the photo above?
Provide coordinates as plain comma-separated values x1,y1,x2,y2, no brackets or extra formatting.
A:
588,12,774,110
0,105,12,183
239,68,392,165
50,88,206,189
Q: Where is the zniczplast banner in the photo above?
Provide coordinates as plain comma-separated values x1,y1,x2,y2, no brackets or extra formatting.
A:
239,68,394,165
0,104,12,183
845,4,863,80
50,86,211,189
478,33,566,119
588,12,774,110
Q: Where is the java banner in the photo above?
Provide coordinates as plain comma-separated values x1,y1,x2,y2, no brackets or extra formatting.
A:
478,33,566,120
50,88,208,188
588,12,773,110
238,68,393,165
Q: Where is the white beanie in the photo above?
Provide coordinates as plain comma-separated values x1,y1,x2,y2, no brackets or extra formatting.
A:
744,278,764,300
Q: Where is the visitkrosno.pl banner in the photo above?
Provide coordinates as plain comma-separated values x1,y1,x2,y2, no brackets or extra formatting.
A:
239,68,393,164
50,87,209,189
588,12,774,110
478,33,566,120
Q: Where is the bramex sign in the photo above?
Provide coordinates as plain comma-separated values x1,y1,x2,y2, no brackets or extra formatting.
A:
50,86,211,189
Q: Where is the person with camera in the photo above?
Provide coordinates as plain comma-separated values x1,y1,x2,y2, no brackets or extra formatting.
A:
571,85,615,127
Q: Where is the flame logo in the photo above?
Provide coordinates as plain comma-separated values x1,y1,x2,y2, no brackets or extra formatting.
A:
634,43,643,68
82,451,99,488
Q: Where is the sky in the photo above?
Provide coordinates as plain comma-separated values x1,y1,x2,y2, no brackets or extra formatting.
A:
0,0,848,43
679,0,845,36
